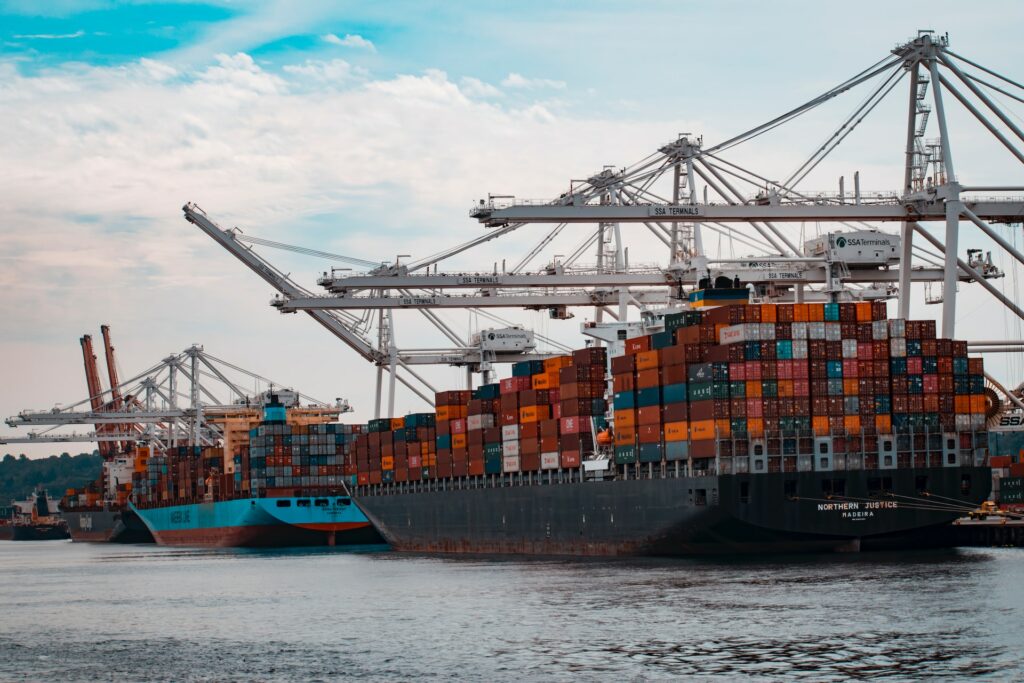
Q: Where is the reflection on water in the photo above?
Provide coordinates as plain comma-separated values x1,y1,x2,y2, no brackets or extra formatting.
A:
1,541,1021,681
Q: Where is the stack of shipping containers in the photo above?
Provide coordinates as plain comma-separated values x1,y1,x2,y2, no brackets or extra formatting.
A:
131,302,992,509
609,302,988,473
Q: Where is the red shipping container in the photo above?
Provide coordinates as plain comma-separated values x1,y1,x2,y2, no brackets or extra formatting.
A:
730,362,747,381
560,416,591,434
745,361,763,380
638,424,661,444
610,354,636,374
561,450,582,468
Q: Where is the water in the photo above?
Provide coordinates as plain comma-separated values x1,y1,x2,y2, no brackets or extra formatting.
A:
1,542,1022,682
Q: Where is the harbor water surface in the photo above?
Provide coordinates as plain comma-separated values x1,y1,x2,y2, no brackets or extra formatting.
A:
2,542,1023,681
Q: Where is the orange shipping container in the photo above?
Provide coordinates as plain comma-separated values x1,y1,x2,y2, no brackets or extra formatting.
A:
390,418,405,430
954,396,971,414
635,350,660,371
843,379,859,395
690,420,716,440
855,302,872,322
844,416,861,433
519,405,550,423
808,303,825,322
792,303,809,322
614,427,636,446
970,395,986,414
747,418,765,437
664,421,689,442
615,409,637,428
746,381,763,398
543,356,572,372
451,433,467,449
531,373,551,390
875,414,892,433
381,455,395,470
812,416,830,436
760,304,777,323
716,419,731,439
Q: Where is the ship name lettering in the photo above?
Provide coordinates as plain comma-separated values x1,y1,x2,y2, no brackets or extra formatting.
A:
651,206,701,217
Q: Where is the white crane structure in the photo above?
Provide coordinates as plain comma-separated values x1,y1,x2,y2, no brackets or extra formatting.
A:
1,345,347,449
187,31,1024,415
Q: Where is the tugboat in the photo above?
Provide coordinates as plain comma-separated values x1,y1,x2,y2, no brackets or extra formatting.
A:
11,488,70,541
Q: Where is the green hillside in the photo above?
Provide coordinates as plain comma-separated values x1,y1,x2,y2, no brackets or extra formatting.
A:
0,452,103,504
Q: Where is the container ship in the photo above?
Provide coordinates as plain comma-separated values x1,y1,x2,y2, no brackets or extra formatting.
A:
130,398,381,547
345,301,991,556
61,450,154,543
10,488,70,541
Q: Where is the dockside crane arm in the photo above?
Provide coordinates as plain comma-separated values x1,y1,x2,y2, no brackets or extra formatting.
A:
182,203,386,365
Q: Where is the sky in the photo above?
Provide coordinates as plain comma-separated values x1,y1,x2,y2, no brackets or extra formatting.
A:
2,0,1024,457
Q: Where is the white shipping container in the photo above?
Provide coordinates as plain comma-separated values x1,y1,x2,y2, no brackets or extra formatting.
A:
825,323,842,342
955,414,972,430
760,323,776,341
889,319,906,338
502,440,520,456
541,452,560,469
792,340,809,359
467,414,495,431
872,320,889,340
502,455,521,473
842,339,859,358
501,424,519,441
791,322,808,340
808,322,826,340
890,338,907,358
718,324,750,345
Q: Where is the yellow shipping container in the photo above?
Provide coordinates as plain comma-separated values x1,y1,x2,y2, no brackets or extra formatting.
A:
452,433,467,449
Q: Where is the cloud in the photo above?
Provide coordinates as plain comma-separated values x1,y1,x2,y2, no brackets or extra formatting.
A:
501,72,566,90
459,76,502,99
12,30,85,40
0,51,703,455
283,58,368,85
322,33,376,51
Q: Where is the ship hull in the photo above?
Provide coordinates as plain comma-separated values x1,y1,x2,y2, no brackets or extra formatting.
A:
0,525,13,541
353,466,990,556
130,497,383,548
63,508,155,543
11,523,70,541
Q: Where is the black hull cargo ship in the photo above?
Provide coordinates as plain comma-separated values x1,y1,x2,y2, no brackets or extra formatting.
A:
346,302,993,557
354,464,990,556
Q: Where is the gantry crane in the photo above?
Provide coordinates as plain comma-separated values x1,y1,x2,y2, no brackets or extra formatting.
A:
185,31,1024,417
183,203,575,417
3,343,348,453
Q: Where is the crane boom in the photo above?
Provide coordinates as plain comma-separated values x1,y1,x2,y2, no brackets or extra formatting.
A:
100,324,134,452
80,334,113,458
182,203,386,364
